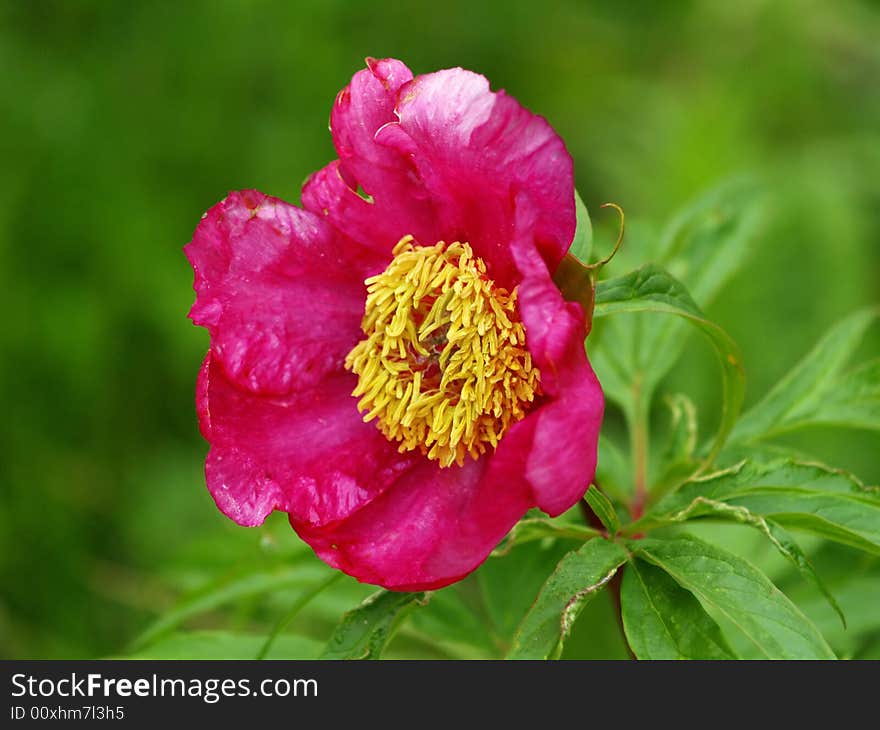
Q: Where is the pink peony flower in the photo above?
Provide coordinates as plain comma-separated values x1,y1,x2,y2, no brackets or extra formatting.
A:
185,58,604,591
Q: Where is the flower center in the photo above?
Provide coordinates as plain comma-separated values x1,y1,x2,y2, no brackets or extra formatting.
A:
345,236,541,467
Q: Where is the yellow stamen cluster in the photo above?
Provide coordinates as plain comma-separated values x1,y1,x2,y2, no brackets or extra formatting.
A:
345,236,541,467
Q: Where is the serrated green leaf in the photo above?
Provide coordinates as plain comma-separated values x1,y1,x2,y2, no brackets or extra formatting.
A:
730,308,879,444
593,264,745,467
640,491,845,626
632,535,835,659
507,538,628,659
621,559,736,659
650,459,880,556
321,590,427,660
584,487,621,535
569,190,593,263
116,631,323,660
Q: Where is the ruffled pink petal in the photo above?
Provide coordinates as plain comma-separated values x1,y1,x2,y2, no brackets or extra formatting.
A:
375,67,575,287
302,59,440,253
331,57,413,188
307,60,575,286
302,160,439,255
198,353,417,528
185,190,384,396
511,198,604,516
292,421,535,591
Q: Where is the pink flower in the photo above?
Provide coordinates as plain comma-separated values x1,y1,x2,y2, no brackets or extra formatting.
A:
185,58,604,591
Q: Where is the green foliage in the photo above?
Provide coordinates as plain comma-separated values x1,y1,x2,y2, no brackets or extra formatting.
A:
507,538,629,659
631,536,835,659
776,544,880,659
121,631,323,660
636,491,845,627
621,559,735,660
593,262,746,468
584,488,621,535
321,591,428,660
492,518,600,556
128,564,332,652
589,178,762,416
651,460,880,557
730,309,879,443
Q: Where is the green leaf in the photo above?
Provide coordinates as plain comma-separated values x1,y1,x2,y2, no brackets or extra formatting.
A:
639,178,765,387
584,487,621,535
813,359,880,431
569,190,593,263
651,459,880,556
129,564,330,651
776,544,880,659
406,584,496,658
661,393,699,466
256,572,343,659
589,179,763,412
479,540,575,643
321,590,427,660
653,394,701,495
621,559,736,659
632,535,835,659
640,491,845,626
658,177,766,304
507,538,628,659
730,308,879,444
492,517,600,557
593,264,745,466
117,631,323,660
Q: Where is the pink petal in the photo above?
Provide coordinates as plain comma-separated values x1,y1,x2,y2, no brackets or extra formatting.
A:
302,160,439,255
511,198,604,516
302,59,440,252
306,60,575,285
185,190,384,396
331,57,413,188
198,353,417,528
375,67,575,287
292,427,535,591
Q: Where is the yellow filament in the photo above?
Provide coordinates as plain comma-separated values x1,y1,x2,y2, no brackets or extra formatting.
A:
345,235,541,467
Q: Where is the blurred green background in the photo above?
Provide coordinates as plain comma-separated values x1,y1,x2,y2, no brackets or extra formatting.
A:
1,0,878,659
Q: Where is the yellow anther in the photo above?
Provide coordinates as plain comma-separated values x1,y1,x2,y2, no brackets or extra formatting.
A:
344,236,541,467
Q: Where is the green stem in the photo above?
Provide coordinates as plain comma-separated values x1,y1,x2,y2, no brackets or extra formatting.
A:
630,374,649,521
255,572,343,660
